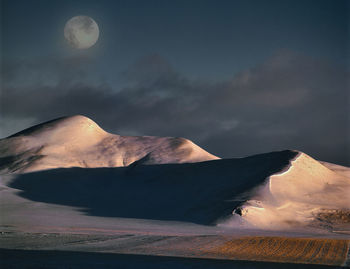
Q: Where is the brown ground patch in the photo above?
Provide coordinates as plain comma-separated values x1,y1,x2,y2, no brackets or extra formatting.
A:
316,209,350,224
206,236,349,266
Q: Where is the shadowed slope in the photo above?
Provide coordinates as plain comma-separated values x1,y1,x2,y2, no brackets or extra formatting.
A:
9,150,298,225
7,150,350,230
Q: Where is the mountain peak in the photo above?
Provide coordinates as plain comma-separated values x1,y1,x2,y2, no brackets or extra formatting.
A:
9,115,106,139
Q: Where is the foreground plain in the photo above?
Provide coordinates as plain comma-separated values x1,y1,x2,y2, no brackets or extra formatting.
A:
1,231,349,268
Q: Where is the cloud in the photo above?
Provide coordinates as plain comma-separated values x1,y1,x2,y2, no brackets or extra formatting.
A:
1,50,348,165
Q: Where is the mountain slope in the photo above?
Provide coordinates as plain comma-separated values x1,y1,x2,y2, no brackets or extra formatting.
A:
6,150,298,225
3,148,349,231
0,115,218,173
0,115,349,231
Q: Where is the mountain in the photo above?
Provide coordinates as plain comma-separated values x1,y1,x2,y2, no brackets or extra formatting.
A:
0,115,218,173
0,115,349,232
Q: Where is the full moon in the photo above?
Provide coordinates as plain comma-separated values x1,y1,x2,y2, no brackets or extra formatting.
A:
64,16,99,49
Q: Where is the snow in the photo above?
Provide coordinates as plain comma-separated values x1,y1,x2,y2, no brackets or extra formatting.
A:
0,115,349,234
234,152,350,231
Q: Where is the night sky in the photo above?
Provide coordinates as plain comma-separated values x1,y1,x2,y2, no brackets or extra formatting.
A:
1,0,349,165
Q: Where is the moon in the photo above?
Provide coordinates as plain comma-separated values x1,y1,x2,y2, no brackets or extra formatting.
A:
64,16,99,49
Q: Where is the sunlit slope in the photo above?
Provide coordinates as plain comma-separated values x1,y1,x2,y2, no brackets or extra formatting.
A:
0,115,218,173
321,161,350,178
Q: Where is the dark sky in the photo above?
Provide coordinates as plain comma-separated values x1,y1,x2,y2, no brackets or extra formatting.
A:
1,0,349,165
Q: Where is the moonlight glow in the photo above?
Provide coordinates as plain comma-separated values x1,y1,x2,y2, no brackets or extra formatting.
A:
64,16,99,49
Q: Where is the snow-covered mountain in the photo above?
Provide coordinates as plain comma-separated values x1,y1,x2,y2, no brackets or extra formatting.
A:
0,115,218,173
0,115,349,232
232,152,350,230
